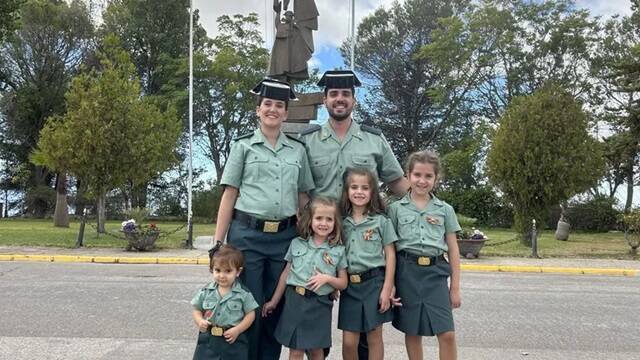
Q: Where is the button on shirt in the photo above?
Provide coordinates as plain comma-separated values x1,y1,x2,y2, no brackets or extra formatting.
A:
343,213,397,274
191,281,259,328
220,129,315,220
300,121,404,200
284,236,347,296
387,193,461,256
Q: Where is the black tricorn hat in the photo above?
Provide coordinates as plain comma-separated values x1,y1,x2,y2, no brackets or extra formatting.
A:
317,70,362,89
250,78,298,101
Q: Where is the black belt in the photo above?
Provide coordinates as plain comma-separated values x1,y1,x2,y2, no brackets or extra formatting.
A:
207,324,231,336
288,285,328,299
233,210,297,233
348,266,385,283
397,250,446,267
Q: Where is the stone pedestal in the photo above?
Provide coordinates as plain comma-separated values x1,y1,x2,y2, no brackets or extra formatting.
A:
282,92,323,134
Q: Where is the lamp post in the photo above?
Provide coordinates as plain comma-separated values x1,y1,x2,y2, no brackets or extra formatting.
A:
350,0,355,70
185,0,194,249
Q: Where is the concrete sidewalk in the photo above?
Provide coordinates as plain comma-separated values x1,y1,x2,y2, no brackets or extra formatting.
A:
1,242,638,276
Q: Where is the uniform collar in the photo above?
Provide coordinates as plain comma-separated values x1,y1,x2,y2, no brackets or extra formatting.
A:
344,212,377,225
250,128,291,150
321,119,364,141
306,235,330,249
399,191,443,207
204,279,243,294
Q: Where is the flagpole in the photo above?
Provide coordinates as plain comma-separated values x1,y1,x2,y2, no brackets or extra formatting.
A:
186,0,194,249
350,0,355,71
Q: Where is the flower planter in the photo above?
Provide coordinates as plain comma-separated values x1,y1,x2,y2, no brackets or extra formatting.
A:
457,238,487,259
124,231,160,251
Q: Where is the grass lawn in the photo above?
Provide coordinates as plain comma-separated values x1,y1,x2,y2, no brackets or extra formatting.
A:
0,219,637,259
481,228,638,260
0,218,215,249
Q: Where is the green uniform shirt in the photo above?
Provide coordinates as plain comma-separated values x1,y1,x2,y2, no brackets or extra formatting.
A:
220,129,315,220
387,193,461,256
284,236,347,296
191,280,259,328
343,213,398,274
300,121,404,199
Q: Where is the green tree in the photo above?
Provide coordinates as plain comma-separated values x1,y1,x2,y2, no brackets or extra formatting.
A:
591,7,640,211
0,0,93,217
32,35,181,233
194,14,268,182
0,0,24,42
100,0,208,207
487,84,604,244
344,0,475,160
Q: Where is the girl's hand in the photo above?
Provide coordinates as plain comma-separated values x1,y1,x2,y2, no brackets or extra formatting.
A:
262,299,277,317
450,288,461,309
379,288,392,313
390,286,402,307
196,318,211,332
306,270,330,292
223,326,241,344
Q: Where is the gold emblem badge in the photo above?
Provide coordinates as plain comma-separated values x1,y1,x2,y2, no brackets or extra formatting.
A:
323,251,334,265
426,216,440,225
363,228,374,241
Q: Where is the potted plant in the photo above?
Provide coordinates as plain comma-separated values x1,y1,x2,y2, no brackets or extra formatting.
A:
121,207,160,251
622,209,640,255
456,215,488,258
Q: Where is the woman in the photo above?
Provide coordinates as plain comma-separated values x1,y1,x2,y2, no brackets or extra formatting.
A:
213,78,314,360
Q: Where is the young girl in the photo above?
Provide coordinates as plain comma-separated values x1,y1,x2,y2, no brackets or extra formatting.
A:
191,244,259,360
338,168,397,360
262,197,348,360
387,150,462,360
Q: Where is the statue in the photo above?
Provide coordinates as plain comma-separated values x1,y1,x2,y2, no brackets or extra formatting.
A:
268,0,318,82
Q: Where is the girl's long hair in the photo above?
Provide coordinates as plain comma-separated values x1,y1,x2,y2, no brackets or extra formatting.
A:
297,196,343,246
340,167,385,216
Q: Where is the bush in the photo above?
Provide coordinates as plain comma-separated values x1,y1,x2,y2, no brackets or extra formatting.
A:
564,196,621,232
438,185,513,227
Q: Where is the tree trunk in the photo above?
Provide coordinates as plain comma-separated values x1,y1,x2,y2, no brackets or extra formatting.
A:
53,173,70,227
74,178,86,216
624,163,634,213
97,193,106,233
131,183,147,209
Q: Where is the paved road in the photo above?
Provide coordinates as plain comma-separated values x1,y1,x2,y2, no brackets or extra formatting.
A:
0,262,639,359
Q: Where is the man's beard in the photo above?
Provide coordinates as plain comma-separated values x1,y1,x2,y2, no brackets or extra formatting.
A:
328,108,352,121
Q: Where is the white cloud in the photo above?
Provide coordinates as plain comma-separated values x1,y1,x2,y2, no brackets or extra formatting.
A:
575,0,633,18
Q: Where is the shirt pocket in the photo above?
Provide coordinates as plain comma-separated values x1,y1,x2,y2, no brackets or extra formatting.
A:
362,228,383,254
317,249,340,274
202,299,217,311
224,300,245,323
397,215,417,240
351,154,376,172
244,153,269,182
283,158,301,185
425,213,446,240
290,241,308,269
309,156,331,183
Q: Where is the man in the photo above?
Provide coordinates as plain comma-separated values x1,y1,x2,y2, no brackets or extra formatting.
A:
300,70,409,359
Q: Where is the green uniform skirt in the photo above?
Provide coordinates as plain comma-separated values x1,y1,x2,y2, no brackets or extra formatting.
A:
192,330,248,360
275,286,333,350
392,255,454,336
338,273,392,332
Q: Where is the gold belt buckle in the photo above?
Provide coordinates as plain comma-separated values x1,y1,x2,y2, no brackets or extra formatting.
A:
418,256,431,266
263,221,280,233
349,274,362,283
295,286,306,296
211,326,224,336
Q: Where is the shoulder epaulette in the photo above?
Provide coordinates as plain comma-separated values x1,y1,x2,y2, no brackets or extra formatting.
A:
361,124,382,136
299,124,321,136
232,132,253,141
285,134,305,145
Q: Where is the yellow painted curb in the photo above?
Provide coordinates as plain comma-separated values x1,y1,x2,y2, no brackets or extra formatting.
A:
157,257,198,265
0,254,14,261
53,255,94,263
11,254,52,262
93,256,118,263
197,258,210,265
118,257,158,264
461,264,637,277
